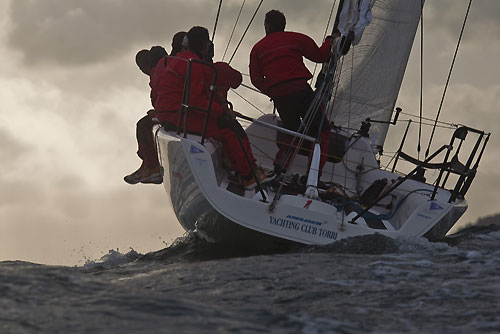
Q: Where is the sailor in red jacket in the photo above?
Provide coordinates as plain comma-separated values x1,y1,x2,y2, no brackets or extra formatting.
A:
124,32,188,185
124,45,168,185
249,9,332,175
155,26,274,189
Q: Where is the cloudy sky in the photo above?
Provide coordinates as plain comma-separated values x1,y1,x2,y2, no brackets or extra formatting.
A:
1,0,499,265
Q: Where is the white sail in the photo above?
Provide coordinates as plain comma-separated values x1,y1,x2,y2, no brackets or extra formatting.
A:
328,0,423,151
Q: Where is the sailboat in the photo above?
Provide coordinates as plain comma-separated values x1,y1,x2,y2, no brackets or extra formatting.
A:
154,0,490,245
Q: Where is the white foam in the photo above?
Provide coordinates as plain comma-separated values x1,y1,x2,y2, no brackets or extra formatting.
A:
83,248,139,268
395,235,457,255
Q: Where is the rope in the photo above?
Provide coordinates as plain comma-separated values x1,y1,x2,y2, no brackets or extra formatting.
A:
342,46,354,226
425,0,473,158
230,88,266,115
326,55,344,123
212,0,224,42
328,57,344,186
312,0,337,79
275,77,330,173
418,0,424,160
228,0,264,64
246,131,377,168
249,141,275,161
222,0,246,61
399,110,457,127
240,82,266,95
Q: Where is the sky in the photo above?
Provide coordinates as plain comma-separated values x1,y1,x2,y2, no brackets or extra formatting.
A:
0,0,499,266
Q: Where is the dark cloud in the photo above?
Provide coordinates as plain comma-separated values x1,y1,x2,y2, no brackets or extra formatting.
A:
5,0,337,68
6,0,499,68
425,0,500,45
6,0,213,67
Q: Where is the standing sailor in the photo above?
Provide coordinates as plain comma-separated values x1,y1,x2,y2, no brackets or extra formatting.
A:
249,10,333,175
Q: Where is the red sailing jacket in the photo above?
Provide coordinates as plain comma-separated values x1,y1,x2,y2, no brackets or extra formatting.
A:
153,50,228,123
213,61,242,104
149,57,167,108
249,31,331,98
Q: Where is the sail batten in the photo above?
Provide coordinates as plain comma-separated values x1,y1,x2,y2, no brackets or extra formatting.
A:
328,0,423,150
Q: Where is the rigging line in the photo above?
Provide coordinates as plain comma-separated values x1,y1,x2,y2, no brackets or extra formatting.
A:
274,83,328,192
275,57,335,171
246,131,351,165
327,56,345,122
424,0,473,158
228,0,264,65
312,0,337,79
222,0,246,61
339,120,455,134
327,56,344,121
328,58,346,184
342,46,355,225
279,74,332,170
416,121,456,130
399,110,457,127
331,93,396,114
384,150,400,172
230,88,266,115
247,136,275,161
418,0,424,160
240,82,266,95
212,0,224,42
248,132,351,162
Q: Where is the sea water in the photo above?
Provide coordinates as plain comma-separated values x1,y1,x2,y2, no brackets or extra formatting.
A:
1,225,499,333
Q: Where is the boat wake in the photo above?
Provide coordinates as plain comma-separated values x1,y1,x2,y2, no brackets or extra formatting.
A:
84,224,500,269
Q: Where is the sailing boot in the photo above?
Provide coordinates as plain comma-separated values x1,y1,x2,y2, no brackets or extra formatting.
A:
124,164,163,185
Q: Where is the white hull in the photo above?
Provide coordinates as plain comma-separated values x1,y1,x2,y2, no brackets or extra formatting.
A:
155,115,467,245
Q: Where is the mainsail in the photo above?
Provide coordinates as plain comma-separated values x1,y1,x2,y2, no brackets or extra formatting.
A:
328,0,423,151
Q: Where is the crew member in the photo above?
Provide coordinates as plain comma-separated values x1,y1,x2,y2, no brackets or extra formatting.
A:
124,32,187,185
249,10,332,175
155,26,274,189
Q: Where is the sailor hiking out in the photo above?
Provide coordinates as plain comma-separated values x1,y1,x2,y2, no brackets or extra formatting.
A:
124,45,169,185
153,26,274,190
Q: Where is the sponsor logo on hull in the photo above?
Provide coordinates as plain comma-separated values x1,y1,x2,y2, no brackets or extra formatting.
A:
190,145,204,154
268,216,337,240
430,202,444,211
